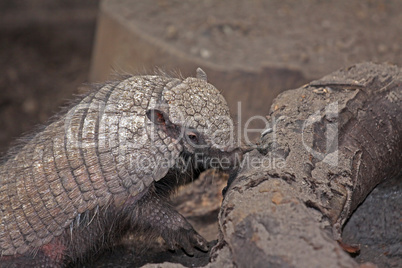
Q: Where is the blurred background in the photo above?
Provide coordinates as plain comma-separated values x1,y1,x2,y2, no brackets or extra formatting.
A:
1,0,402,153
0,0,98,153
0,1,401,267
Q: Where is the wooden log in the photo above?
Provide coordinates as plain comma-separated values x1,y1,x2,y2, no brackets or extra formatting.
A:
208,62,402,268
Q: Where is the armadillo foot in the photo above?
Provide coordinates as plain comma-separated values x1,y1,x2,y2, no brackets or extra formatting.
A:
133,190,209,255
161,217,209,255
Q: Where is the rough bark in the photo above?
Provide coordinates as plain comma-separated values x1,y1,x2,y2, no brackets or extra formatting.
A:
206,62,401,268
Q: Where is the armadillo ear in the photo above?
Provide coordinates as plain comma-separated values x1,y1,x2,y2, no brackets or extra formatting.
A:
196,68,208,82
146,109,181,139
146,109,168,126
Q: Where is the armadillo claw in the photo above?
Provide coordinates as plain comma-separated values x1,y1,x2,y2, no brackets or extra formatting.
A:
181,229,209,255
189,229,209,252
161,227,209,256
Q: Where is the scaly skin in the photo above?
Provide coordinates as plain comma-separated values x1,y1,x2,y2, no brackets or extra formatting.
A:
0,69,239,267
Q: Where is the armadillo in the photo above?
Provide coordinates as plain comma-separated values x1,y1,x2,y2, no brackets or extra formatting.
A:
0,68,239,267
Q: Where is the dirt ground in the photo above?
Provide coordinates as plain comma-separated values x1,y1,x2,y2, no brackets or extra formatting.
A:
0,1,401,267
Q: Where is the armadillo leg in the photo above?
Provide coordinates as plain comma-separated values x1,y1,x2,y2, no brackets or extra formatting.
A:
0,249,64,268
0,237,66,268
130,190,209,255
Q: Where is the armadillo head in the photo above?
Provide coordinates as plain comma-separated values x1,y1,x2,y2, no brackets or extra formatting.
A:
146,68,240,170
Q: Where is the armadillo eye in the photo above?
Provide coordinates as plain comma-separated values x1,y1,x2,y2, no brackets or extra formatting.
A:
187,132,199,144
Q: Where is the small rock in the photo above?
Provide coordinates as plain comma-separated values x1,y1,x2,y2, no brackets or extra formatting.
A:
22,98,38,114
165,25,178,40
271,192,283,205
200,48,211,59
377,44,387,54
